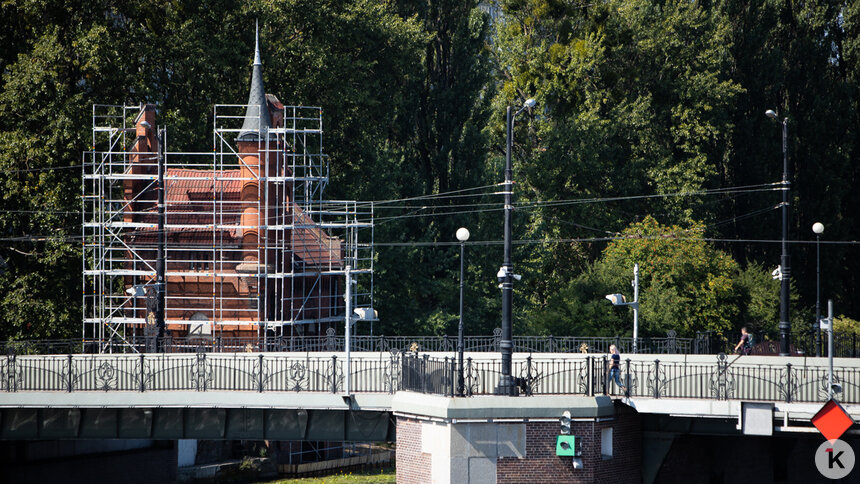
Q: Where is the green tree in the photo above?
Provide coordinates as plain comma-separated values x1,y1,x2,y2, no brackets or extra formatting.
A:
531,217,744,338
365,0,497,336
733,261,780,334
719,0,860,320
489,0,744,323
0,0,429,339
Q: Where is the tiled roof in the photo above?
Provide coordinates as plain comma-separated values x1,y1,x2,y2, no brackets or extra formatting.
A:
164,168,243,202
292,204,342,268
131,168,341,267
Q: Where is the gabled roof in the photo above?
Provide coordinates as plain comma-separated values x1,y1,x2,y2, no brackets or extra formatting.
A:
133,168,342,266
135,169,243,241
292,204,343,268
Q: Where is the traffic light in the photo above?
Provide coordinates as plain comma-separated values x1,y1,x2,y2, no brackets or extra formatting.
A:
560,410,571,435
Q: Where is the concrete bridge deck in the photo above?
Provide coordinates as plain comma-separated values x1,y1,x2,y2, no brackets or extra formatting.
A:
1,352,857,441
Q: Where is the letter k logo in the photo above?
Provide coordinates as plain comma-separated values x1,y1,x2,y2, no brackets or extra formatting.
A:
817,440,854,478
827,448,845,469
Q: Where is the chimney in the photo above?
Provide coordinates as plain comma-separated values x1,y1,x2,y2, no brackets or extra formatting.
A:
125,104,158,222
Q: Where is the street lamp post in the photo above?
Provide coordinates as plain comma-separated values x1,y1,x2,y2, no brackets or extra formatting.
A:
605,263,640,353
344,265,352,396
498,98,535,396
456,227,470,397
821,299,837,399
813,222,824,357
155,127,166,352
766,109,791,356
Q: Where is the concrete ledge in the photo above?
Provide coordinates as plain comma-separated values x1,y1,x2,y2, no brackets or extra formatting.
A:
0,391,394,411
391,392,614,420
410,352,860,368
624,397,860,420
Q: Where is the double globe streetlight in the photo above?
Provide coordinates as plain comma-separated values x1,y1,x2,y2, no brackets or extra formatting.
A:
498,97,535,395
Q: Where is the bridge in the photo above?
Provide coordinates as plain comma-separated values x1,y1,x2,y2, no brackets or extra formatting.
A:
3,350,859,482
1,351,857,441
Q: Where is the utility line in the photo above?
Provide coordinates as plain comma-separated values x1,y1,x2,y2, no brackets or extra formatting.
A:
362,187,779,223
373,237,860,248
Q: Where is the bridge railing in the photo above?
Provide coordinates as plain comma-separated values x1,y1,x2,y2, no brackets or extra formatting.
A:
0,352,403,394
7,329,859,356
0,330,696,355
400,354,860,405
3,351,858,405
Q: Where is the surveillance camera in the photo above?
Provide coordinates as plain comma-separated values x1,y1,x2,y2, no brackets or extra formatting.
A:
497,267,506,282
513,273,522,281
832,383,843,394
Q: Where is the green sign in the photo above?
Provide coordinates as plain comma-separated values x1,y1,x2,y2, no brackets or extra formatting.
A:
556,435,576,456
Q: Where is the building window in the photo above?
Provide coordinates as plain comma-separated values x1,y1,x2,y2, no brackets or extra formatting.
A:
601,427,613,459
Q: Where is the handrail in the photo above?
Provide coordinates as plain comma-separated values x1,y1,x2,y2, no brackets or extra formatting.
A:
4,329,859,357
3,352,856,406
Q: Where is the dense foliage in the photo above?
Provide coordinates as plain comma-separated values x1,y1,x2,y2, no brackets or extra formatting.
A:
0,0,857,341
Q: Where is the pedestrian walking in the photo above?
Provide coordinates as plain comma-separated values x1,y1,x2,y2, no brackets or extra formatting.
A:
608,344,625,392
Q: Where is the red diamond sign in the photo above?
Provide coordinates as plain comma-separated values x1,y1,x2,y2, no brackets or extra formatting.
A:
812,399,854,441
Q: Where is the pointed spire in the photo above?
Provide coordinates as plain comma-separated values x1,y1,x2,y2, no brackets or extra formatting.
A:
238,20,272,142
253,19,261,66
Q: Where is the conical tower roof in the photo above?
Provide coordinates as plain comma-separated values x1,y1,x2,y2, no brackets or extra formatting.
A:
238,22,272,141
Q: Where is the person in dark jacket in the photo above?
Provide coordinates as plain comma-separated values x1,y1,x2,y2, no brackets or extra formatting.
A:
608,344,625,390
734,327,752,355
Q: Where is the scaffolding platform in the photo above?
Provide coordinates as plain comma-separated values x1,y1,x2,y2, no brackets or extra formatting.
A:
82,103,374,352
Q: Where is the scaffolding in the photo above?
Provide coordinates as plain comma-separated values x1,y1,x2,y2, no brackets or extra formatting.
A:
83,103,374,351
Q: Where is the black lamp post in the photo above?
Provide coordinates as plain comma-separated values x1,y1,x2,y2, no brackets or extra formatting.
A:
456,227,470,396
156,128,166,352
498,98,535,396
766,109,791,356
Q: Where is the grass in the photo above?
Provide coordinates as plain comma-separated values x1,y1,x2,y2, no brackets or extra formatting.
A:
255,466,395,484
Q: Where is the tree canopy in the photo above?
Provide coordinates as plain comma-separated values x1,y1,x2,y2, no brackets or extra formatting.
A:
0,0,858,341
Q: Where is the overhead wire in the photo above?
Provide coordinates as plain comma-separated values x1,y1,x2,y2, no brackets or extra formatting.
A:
359,185,781,224
0,181,837,249
2,165,81,174
372,236,860,248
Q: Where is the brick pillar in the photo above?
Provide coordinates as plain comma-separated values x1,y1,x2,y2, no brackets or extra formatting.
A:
392,394,641,484
496,404,641,484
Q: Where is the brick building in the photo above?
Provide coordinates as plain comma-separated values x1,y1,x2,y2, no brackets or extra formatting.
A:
84,28,373,347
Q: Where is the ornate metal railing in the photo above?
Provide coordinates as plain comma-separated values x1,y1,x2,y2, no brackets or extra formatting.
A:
2,350,858,405
0,350,403,394
3,329,858,359
686,330,860,357
399,353,860,404
1,329,699,355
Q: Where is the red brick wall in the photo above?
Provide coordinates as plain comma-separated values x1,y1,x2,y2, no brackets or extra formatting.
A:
395,417,431,484
497,403,641,484
593,403,641,483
